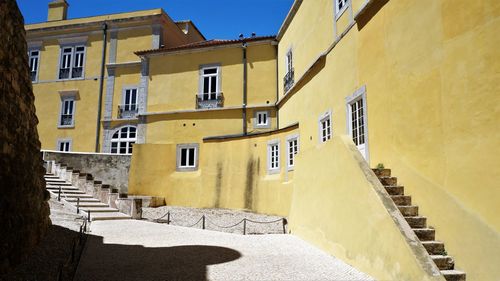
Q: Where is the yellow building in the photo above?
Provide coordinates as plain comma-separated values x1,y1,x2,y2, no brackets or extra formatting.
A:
28,0,499,280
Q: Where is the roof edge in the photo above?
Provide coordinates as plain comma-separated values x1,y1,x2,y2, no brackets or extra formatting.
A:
276,0,303,41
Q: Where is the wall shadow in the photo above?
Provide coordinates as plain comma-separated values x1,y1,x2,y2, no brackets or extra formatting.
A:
356,0,389,30
75,234,242,281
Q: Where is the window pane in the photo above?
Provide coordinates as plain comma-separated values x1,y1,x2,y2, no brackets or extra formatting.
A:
210,76,217,93
181,148,187,166
188,148,195,166
204,68,217,74
203,77,209,94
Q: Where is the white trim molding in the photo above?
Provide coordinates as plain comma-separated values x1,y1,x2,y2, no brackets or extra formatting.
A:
176,143,200,172
345,85,370,163
286,133,300,171
318,110,332,143
267,139,281,174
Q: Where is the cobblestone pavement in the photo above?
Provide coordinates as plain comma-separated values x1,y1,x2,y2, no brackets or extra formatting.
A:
143,206,286,235
75,220,374,281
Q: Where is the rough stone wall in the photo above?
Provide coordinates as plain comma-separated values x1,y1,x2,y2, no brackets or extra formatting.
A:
0,0,51,274
43,151,132,193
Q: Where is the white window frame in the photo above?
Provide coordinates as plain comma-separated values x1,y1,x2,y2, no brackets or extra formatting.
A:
335,0,349,18
119,86,139,119
58,97,76,128
28,49,40,83
58,44,86,80
110,126,137,155
267,139,280,174
56,139,72,152
318,110,332,143
176,143,199,172
286,134,299,171
346,85,369,162
254,110,270,129
199,64,221,101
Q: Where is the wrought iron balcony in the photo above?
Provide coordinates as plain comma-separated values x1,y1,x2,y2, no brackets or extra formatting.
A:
283,68,294,93
196,92,224,109
118,104,138,119
60,115,73,126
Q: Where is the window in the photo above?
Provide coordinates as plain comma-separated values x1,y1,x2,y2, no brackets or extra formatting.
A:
59,45,85,79
319,111,332,143
28,50,40,82
267,140,280,174
57,139,71,152
284,49,294,93
255,111,270,128
119,88,138,119
335,0,349,16
59,97,75,127
200,66,219,100
346,85,369,161
176,144,199,171
287,135,299,170
110,126,136,154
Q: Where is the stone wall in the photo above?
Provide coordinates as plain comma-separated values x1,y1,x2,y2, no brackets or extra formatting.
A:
43,151,132,193
0,0,51,275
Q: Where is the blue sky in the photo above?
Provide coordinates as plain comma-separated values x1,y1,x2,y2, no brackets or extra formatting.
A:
17,0,294,40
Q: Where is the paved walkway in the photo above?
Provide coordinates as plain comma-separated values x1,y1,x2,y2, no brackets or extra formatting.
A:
75,220,373,281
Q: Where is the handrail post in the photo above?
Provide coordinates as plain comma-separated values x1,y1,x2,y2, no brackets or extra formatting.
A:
77,197,80,214
282,218,287,234
243,218,247,235
87,210,91,222
58,186,61,201
167,212,171,224
202,215,205,230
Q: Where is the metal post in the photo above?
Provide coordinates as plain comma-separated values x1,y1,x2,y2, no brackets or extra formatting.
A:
202,215,205,230
87,210,91,222
282,218,287,234
77,197,80,214
243,218,247,235
58,186,61,201
167,212,171,224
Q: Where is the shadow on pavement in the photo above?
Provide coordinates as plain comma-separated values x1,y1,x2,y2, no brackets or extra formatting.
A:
74,234,242,281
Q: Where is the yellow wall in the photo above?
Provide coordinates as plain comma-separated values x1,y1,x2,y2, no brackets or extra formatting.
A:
289,135,444,281
116,27,152,62
129,126,298,216
277,0,500,280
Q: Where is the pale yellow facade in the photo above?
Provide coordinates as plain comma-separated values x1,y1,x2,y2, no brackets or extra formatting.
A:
28,1,499,280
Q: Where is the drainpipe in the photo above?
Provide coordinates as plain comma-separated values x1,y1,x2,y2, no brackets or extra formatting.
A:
95,22,108,152
242,41,248,135
274,41,279,130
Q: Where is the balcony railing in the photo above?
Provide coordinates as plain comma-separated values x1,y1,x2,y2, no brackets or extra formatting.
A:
118,104,138,119
196,92,224,109
60,115,73,126
283,68,294,93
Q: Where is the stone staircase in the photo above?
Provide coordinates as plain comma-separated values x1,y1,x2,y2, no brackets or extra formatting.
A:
44,163,132,221
373,168,466,281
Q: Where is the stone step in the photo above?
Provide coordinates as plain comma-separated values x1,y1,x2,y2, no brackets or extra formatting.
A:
414,228,435,241
391,195,411,206
66,198,101,203
81,207,120,213
384,185,404,195
441,270,466,281
63,194,94,199
46,185,78,190
45,178,67,182
431,255,454,270
372,168,391,177
45,181,72,186
47,189,85,196
89,212,131,221
405,216,427,228
398,206,419,216
44,175,59,179
379,176,397,186
421,241,445,255
71,202,109,207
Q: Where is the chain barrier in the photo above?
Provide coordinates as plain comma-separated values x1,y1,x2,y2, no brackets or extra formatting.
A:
153,211,287,234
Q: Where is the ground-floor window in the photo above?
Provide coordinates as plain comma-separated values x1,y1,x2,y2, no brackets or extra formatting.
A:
110,126,136,154
346,85,369,161
319,111,332,143
176,144,199,171
57,139,72,152
287,135,299,170
267,140,280,174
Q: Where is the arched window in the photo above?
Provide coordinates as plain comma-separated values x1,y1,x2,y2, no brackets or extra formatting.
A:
110,126,136,154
